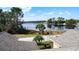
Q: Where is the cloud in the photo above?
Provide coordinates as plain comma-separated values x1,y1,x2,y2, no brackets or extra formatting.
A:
47,12,55,15
0,7,32,12
58,12,63,15
65,11,71,15
30,13,36,16
20,7,32,13
37,10,41,13
58,11,71,16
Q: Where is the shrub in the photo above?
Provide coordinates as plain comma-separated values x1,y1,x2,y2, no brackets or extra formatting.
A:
42,41,53,48
38,41,53,49
33,35,44,44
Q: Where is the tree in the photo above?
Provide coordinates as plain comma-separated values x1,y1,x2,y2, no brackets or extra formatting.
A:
47,18,53,29
47,18,53,35
65,19,77,29
57,17,64,25
8,7,24,33
57,17,65,31
0,9,2,13
11,7,23,25
11,7,23,18
36,23,45,34
33,35,44,44
0,9,5,31
0,7,24,33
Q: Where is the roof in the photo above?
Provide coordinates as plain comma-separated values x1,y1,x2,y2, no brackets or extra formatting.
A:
0,32,39,51
40,46,79,51
17,41,38,51
39,29,79,51
52,29,79,48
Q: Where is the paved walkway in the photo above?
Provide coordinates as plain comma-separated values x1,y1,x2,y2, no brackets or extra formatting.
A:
18,35,59,42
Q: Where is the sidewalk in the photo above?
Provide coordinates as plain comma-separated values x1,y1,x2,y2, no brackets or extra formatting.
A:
18,35,58,42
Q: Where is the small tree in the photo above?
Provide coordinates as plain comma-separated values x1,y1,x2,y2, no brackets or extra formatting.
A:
36,23,45,34
33,35,44,44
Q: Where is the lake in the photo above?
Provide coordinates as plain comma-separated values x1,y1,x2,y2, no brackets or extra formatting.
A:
22,23,67,32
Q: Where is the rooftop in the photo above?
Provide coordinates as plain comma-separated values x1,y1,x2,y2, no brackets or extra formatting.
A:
0,32,39,51
41,29,79,51
52,29,79,48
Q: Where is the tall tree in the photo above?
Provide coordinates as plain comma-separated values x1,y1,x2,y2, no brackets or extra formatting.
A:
9,7,24,33
0,9,5,31
11,7,23,25
0,7,24,33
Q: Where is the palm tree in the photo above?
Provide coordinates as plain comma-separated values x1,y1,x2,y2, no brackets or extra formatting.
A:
36,23,45,35
33,35,44,44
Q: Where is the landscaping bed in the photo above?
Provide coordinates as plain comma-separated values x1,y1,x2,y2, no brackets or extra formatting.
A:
37,41,53,49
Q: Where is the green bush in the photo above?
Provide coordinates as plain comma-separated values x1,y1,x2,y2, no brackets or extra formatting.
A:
33,35,53,49
38,41,53,49
33,35,44,44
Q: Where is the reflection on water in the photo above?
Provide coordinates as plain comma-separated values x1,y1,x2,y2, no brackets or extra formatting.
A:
22,23,79,32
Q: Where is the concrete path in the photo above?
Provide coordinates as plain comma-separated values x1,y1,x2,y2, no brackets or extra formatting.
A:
18,35,59,42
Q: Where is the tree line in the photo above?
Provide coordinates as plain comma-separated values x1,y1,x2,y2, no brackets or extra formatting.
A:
36,17,79,34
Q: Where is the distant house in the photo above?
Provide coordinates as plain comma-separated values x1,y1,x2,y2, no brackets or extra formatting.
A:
52,29,79,48
0,32,39,51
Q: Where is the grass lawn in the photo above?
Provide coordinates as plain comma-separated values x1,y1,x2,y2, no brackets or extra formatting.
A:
14,31,63,38
14,34,37,38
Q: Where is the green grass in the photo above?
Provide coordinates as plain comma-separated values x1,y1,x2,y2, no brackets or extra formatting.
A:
38,45,46,49
14,34,47,38
14,34,37,38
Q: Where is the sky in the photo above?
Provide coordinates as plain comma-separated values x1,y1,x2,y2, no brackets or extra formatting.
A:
0,7,79,21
